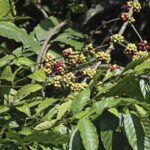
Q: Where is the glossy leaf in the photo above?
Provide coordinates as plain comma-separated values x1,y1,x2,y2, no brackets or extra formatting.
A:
78,119,99,150
71,88,90,115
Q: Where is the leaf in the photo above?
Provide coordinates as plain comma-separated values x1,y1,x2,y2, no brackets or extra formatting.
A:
34,120,57,131
122,56,147,74
107,74,144,101
123,113,149,150
134,58,150,75
71,88,90,115
36,98,57,114
69,130,84,150
57,101,72,120
81,4,104,25
23,132,69,144
0,0,15,17
53,33,84,50
13,57,35,67
32,16,59,42
89,97,135,119
0,55,14,68
16,104,31,117
0,105,9,114
78,119,99,150
1,65,13,81
100,111,119,150
14,84,43,100
101,131,113,150
139,79,150,102
0,21,40,54
28,68,46,82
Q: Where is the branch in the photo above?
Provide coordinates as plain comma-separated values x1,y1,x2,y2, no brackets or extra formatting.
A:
34,20,67,72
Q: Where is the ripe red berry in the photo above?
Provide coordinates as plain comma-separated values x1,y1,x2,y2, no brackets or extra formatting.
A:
54,61,66,75
138,40,149,51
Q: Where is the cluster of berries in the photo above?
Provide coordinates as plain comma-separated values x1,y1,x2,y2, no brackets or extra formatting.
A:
110,34,124,43
95,51,111,63
54,61,66,75
43,43,112,93
63,48,86,66
124,43,137,56
133,51,148,60
70,82,88,92
43,53,55,74
83,68,96,78
121,1,142,24
138,40,150,51
127,1,142,13
43,53,66,75
84,43,95,56
120,13,135,24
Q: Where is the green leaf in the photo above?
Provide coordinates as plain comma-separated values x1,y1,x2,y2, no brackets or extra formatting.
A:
13,57,35,67
36,98,57,114
16,104,31,117
0,55,14,68
14,84,43,100
139,79,150,102
78,119,99,150
23,132,69,144
71,88,90,115
0,105,9,114
1,65,13,81
32,16,59,42
134,58,150,75
0,0,16,17
53,33,84,50
89,97,135,119
100,111,119,150
0,21,40,54
57,101,72,120
28,68,46,82
34,120,57,131
107,74,144,101
123,113,149,150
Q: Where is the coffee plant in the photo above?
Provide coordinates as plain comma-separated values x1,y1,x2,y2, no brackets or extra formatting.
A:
0,0,150,149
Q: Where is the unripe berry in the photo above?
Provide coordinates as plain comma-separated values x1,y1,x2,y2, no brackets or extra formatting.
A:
63,48,73,57
70,82,88,92
63,72,75,87
128,17,135,24
83,68,96,78
95,51,111,63
110,34,124,43
44,53,55,62
51,75,62,88
68,51,86,65
43,63,52,74
132,51,148,60
124,43,137,57
84,43,95,56
127,1,142,13
133,1,142,13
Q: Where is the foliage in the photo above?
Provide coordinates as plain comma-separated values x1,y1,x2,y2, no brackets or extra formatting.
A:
0,0,150,150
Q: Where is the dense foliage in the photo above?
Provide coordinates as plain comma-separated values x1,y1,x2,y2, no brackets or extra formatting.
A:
0,0,150,150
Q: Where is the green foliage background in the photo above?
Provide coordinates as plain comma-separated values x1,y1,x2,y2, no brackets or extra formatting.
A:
0,0,150,150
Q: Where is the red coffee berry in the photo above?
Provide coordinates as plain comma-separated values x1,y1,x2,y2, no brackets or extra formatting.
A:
54,61,66,75
138,40,149,51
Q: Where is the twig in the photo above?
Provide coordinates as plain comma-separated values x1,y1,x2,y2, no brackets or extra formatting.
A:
82,0,138,83
131,24,143,41
34,20,67,72
33,3,48,18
